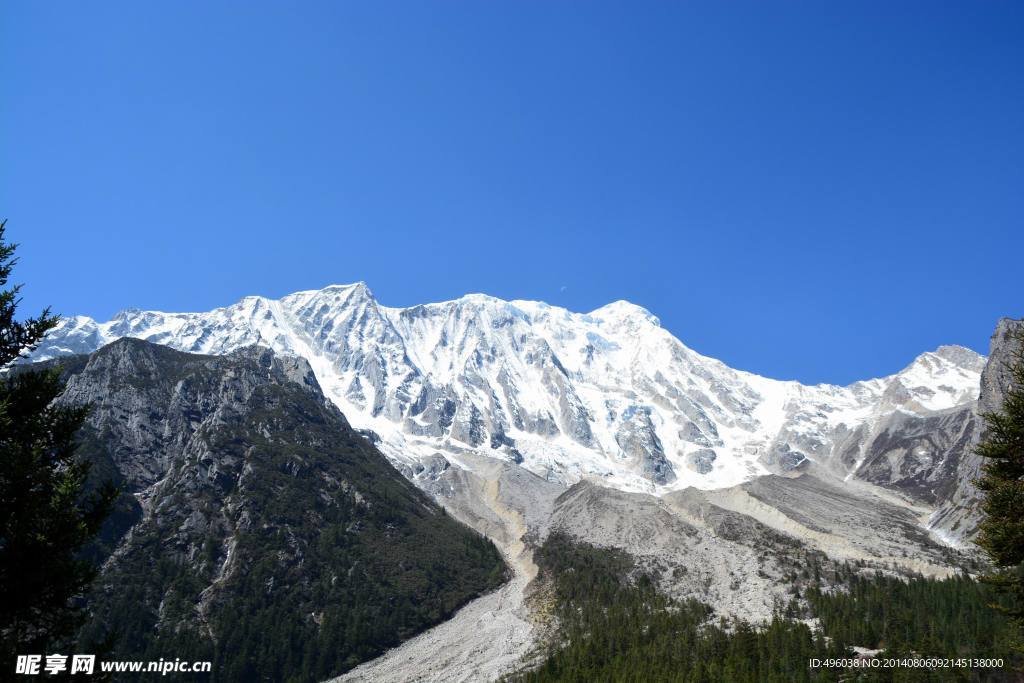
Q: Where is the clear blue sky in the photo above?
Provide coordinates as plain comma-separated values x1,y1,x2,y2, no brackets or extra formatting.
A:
2,2,1021,384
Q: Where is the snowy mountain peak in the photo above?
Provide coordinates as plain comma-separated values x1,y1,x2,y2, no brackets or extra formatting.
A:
452,292,506,305
589,300,661,327
925,345,987,372
879,345,986,414
332,281,374,298
32,284,984,494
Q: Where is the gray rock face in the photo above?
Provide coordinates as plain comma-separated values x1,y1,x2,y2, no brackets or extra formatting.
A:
852,405,977,505
930,318,1024,543
614,406,676,484
934,344,989,374
44,338,507,680
53,340,324,492
979,319,1024,414
679,421,716,447
686,448,717,474
763,442,810,472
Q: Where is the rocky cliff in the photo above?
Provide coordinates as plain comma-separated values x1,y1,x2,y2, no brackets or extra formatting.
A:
928,318,1024,544
47,338,506,682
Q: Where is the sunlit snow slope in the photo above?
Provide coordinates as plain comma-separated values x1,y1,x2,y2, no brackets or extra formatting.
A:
34,283,985,493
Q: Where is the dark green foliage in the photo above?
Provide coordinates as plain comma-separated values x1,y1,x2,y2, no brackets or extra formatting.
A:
513,534,1021,682
807,572,1020,666
200,407,508,682
976,327,1024,638
0,221,116,666
514,533,843,683
0,221,60,367
69,343,507,682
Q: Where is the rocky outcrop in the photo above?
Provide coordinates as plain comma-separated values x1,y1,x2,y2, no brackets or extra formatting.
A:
850,405,978,504
929,318,1024,543
685,448,717,474
47,338,507,682
614,406,676,484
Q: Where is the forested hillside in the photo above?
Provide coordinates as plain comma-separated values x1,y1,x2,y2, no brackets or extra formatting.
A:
512,534,1020,683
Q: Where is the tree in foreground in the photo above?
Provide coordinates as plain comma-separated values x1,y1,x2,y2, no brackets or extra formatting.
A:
977,324,1024,649
0,220,115,664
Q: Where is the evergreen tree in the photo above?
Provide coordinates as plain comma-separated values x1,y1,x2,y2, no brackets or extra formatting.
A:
0,221,115,664
976,326,1024,643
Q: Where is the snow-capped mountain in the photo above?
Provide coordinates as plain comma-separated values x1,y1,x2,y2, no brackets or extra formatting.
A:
33,283,985,494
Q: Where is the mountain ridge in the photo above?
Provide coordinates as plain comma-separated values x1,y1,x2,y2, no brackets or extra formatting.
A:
33,283,985,496
44,283,979,385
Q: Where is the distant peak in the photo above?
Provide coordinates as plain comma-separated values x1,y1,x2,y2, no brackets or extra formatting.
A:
317,282,377,302
896,344,986,379
322,281,370,292
410,292,509,310
928,345,986,371
457,292,504,305
588,300,660,326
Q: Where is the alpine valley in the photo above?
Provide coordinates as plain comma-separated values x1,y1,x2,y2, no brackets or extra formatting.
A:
32,284,1023,681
